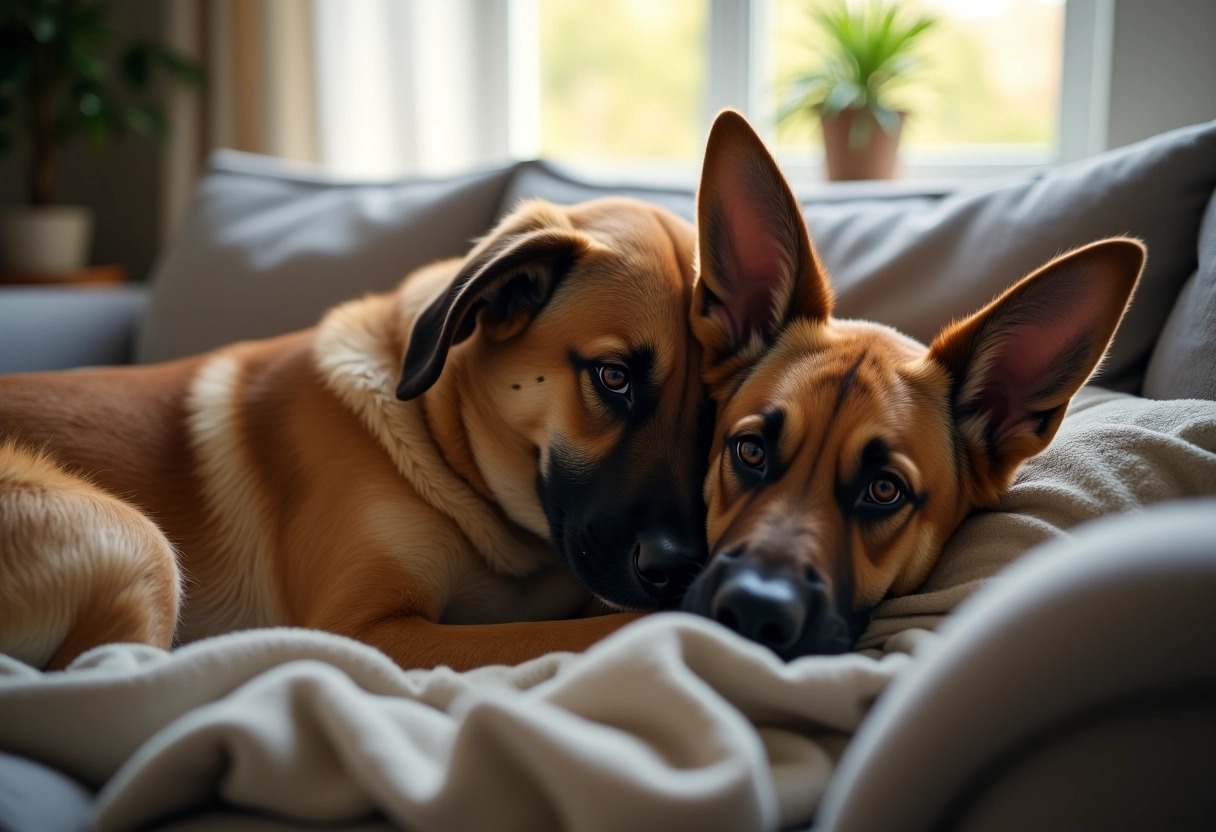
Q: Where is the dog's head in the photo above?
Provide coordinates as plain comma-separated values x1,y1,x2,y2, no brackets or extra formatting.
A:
681,111,1145,659
397,198,710,611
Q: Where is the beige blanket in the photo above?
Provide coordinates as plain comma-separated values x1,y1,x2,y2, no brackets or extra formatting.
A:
1,389,1214,832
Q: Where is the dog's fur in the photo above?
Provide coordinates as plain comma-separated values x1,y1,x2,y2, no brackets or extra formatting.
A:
680,111,1145,658
0,197,711,671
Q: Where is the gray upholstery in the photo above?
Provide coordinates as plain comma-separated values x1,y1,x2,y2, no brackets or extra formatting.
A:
0,750,92,832
504,123,1216,393
798,121,1216,392
99,118,1216,395
0,285,146,375
814,500,1216,832
136,153,518,363
501,159,705,220
1144,186,1216,400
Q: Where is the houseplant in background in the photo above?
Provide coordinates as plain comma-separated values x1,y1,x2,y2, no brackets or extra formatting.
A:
778,1,936,181
0,0,202,275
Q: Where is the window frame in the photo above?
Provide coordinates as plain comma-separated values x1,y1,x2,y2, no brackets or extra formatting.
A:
508,0,1114,180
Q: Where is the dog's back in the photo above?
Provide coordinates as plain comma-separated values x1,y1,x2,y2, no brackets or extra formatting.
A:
0,357,207,512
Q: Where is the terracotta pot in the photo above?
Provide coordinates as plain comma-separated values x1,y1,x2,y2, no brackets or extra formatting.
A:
819,108,905,181
0,205,94,273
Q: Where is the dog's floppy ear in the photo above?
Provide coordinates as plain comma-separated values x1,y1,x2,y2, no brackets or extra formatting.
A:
693,109,833,389
929,237,1145,502
396,205,592,401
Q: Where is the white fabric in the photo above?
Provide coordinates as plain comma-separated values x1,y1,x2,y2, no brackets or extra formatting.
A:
312,0,510,179
0,617,926,832
2,388,1215,832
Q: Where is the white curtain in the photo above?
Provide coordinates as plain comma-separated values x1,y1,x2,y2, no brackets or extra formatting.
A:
311,0,517,179
162,0,522,235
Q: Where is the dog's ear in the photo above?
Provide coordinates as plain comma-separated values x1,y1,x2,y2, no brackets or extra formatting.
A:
396,206,592,401
693,109,833,388
928,237,1145,502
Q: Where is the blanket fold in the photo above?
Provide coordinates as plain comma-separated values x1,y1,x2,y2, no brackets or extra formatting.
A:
1,617,925,832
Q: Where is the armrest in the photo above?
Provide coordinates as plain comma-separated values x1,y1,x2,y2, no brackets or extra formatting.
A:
816,500,1216,832
0,285,147,374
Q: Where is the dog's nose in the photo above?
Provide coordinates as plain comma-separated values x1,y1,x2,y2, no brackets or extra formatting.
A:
633,532,702,597
710,566,825,653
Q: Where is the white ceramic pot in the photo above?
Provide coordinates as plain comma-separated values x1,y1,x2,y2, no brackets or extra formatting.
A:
0,205,94,273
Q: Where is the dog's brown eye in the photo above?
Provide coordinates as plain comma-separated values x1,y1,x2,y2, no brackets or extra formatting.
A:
867,476,903,505
598,364,630,394
736,437,766,468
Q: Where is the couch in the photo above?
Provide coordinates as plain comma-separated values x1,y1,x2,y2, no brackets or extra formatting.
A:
1,120,1215,832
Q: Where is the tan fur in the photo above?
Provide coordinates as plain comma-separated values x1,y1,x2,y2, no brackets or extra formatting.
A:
684,111,1144,655
0,443,180,669
0,197,698,670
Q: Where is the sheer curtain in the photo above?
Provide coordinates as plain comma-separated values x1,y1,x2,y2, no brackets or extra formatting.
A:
312,0,513,179
162,0,513,231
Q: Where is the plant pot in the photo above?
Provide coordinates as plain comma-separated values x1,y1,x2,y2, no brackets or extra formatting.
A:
820,108,905,181
0,205,94,274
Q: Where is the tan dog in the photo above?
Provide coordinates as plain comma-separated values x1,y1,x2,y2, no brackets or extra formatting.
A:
0,197,710,671
680,111,1144,658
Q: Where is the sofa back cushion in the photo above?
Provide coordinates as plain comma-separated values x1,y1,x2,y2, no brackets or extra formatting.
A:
809,121,1216,393
137,152,515,363
143,121,1216,394
1143,187,1216,400
506,122,1216,393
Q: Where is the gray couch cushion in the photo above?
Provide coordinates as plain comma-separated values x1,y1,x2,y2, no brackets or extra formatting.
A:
137,152,517,363
501,160,706,220
509,123,1216,393
141,122,1216,389
0,749,93,832
0,286,147,374
809,120,1216,393
1143,187,1216,400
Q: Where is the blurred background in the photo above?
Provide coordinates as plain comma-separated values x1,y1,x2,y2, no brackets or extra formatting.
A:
0,0,1213,282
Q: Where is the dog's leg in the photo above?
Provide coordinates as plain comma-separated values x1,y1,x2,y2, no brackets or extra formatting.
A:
0,443,181,670
339,613,644,671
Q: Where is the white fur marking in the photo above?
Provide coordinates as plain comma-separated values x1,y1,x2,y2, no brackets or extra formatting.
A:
183,353,286,640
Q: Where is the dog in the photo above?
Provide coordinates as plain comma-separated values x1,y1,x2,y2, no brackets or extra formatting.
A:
680,111,1144,659
0,197,711,671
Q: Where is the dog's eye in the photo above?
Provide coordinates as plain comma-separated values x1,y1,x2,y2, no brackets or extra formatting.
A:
736,436,766,468
865,474,904,506
597,364,630,395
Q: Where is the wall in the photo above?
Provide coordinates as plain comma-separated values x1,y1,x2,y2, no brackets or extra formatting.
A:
1107,0,1216,148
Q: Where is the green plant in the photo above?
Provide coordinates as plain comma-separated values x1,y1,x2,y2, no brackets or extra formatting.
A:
778,1,936,148
0,0,203,206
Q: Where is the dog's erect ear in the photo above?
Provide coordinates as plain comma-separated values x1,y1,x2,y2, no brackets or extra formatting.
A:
396,208,592,401
693,109,833,386
929,237,1145,501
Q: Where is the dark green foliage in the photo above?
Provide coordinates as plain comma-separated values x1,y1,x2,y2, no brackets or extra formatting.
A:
0,0,204,204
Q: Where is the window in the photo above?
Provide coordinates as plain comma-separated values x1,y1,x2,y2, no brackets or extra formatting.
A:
769,0,1066,164
516,0,1109,177
535,0,708,163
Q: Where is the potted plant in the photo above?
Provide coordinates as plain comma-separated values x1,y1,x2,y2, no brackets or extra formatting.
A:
0,0,202,274
778,1,936,181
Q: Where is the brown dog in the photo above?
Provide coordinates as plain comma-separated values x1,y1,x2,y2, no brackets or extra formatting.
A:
0,197,709,671
680,111,1144,658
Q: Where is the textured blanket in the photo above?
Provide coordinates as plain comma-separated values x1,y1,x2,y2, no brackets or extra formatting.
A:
2,389,1215,832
